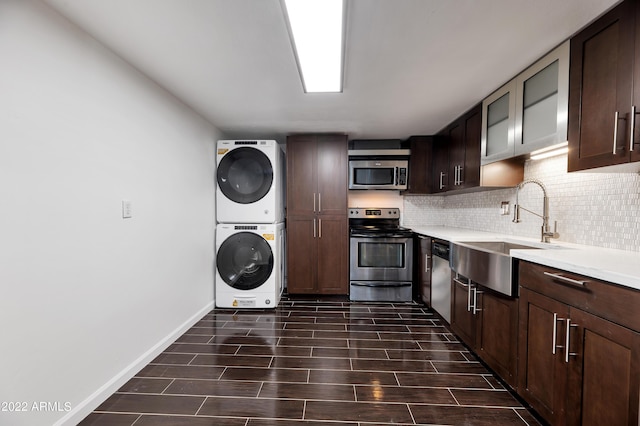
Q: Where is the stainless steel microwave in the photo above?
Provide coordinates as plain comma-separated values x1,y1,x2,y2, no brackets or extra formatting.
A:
348,159,409,190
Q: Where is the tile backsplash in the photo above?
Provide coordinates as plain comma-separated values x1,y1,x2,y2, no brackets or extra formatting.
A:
403,154,640,252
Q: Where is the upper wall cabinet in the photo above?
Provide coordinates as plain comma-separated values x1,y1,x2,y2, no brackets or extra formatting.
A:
482,41,570,164
568,0,640,172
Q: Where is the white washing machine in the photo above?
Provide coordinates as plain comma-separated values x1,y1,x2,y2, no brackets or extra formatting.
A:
215,222,284,309
216,140,284,224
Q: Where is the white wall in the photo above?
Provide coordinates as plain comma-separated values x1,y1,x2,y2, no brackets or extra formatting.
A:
404,154,640,252
0,1,221,425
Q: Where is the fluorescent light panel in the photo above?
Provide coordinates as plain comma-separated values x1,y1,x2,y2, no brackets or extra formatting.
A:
283,0,344,93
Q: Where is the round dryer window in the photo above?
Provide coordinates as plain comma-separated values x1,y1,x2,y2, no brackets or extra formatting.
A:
217,147,273,204
217,232,274,290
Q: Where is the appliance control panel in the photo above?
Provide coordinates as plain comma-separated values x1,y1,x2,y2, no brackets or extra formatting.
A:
348,207,400,219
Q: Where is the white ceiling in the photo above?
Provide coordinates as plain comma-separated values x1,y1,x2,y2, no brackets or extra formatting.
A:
44,0,619,142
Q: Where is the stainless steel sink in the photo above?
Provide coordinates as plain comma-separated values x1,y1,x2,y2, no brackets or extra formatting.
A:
450,240,544,297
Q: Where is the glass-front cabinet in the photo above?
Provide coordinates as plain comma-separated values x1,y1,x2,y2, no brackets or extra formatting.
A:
482,41,569,164
482,81,517,163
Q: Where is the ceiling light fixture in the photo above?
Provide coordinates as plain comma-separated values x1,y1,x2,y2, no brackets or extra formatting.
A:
282,0,345,93
529,142,569,160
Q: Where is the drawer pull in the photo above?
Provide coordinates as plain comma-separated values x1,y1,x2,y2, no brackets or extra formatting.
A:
543,272,587,287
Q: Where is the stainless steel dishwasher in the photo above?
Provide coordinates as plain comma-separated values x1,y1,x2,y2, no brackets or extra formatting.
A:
431,239,451,323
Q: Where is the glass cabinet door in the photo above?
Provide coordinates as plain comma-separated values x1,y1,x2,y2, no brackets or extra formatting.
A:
514,41,569,156
481,80,517,164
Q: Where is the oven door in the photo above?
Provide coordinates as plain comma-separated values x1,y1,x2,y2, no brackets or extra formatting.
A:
350,236,413,282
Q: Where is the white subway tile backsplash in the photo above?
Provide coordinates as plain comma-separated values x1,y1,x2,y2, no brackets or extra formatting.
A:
403,154,640,252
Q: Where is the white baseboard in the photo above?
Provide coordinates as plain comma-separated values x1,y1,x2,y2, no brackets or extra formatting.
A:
54,301,215,426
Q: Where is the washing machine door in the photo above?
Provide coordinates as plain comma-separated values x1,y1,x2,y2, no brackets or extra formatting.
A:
217,147,273,204
217,232,274,290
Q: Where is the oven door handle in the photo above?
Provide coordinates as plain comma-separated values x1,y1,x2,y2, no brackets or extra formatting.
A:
350,282,412,288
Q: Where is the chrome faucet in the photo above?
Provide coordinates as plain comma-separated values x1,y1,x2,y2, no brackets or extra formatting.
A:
513,179,559,243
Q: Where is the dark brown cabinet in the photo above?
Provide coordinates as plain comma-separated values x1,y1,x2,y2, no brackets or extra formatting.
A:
447,104,482,190
417,235,432,306
568,0,640,171
430,133,449,193
518,261,640,425
286,134,348,295
450,273,519,388
403,136,434,194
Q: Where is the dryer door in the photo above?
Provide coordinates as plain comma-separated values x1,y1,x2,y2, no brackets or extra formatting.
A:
217,232,274,290
217,147,273,204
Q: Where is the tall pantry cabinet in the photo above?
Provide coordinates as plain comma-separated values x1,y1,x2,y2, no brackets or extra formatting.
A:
286,134,349,295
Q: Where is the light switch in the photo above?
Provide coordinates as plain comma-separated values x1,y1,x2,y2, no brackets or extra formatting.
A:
122,200,132,219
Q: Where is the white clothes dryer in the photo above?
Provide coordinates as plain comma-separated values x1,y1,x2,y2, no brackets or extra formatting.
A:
216,140,284,224
215,222,284,309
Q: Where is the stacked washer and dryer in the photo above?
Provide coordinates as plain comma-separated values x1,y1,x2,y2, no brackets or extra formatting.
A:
215,140,285,309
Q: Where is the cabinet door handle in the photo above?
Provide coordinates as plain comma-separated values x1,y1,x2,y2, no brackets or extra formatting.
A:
472,287,482,315
313,193,317,213
543,272,587,287
318,218,322,238
565,319,579,363
552,313,565,355
425,255,431,272
439,172,445,190
318,193,322,212
613,111,621,155
313,219,317,238
631,105,636,152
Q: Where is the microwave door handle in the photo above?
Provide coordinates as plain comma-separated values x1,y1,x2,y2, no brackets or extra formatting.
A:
394,167,399,186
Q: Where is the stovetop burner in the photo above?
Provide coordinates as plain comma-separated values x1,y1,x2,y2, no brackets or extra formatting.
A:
348,207,413,237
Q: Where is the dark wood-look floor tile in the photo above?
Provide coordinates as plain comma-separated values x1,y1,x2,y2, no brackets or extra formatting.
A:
432,361,490,374
308,369,397,385
355,384,455,404
304,400,413,423
190,354,272,367
78,412,140,426
136,365,224,380
352,358,436,373
259,382,356,401
409,404,531,425
396,372,494,389
133,415,247,426
278,337,348,348
165,343,239,355
150,353,197,365
83,299,540,425
349,339,421,350
210,335,279,346
237,345,311,357
312,330,379,340
118,377,173,393
452,388,522,407
96,393,205,415
311,346,388,360
417,340,466,351
271,356,351,370
347,324,410,333
386,348,468,361
174,334,213,344
247,419,358,426
284,322,347,331
164,379,260,397
221,367,309,383
197,396,304,419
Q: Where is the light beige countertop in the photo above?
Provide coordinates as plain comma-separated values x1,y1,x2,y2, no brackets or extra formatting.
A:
411,226,640,291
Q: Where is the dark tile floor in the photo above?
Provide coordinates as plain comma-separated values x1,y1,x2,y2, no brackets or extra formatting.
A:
80,298,542,426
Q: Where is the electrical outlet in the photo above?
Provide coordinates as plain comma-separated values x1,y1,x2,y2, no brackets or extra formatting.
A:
122,200,132,219
500,201,510,216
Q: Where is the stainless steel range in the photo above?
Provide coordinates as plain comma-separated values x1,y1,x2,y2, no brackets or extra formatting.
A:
349,207,414,302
